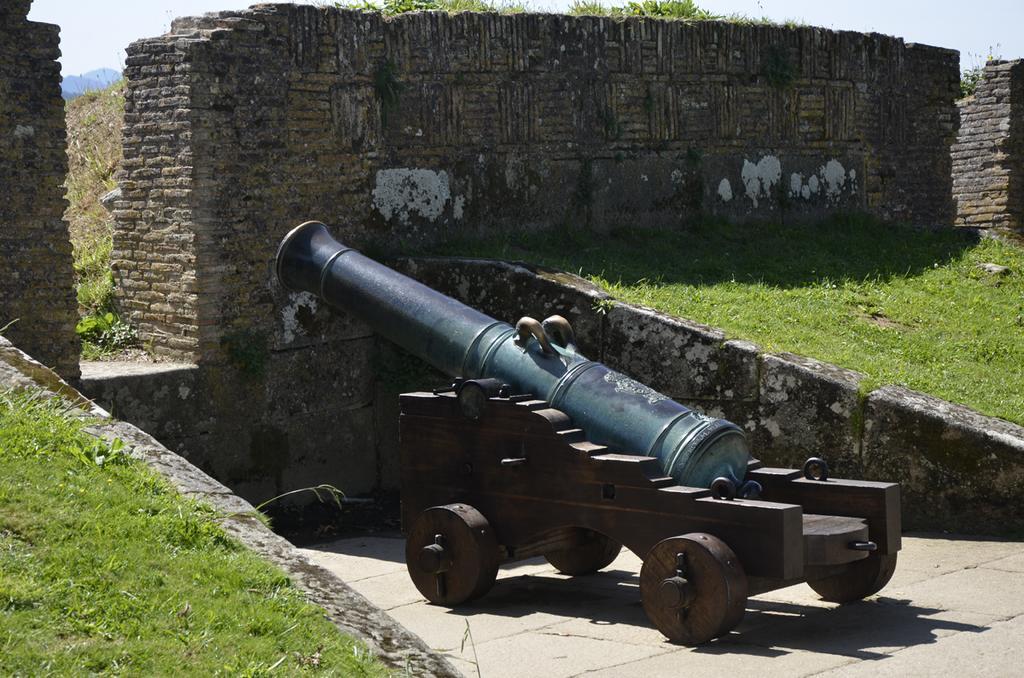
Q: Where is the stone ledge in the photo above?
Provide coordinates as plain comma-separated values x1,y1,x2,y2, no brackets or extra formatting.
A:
0,335,458,678
602,302,759,402
752,352,865,475
863,386,1024,534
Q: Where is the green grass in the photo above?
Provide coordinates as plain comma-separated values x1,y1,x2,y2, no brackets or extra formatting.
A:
0,390,387,675
334,0,803,23
427,217,1024,425
64,80,141,359
336,0,530,14
565,0,803,24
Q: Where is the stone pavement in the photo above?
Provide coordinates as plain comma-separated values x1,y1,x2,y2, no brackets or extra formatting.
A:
301,534,1024,677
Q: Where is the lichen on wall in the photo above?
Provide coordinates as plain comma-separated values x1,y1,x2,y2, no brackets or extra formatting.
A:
372,168,453,226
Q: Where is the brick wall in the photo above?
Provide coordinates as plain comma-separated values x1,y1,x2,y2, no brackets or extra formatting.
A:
953,60,1024,232
114,5,961,364
0,0,80,379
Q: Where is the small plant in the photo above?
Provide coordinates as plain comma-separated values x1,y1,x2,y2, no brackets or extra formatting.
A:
960,45,1003,99
221,328,269,376
571,159,596,211
373,59,404,125
568,0,611,15
460,620,483,678
592,298,616,315
614,0,719,20
597,108,622,141
338,0,529,14
76,310,138,358
762,45,796,89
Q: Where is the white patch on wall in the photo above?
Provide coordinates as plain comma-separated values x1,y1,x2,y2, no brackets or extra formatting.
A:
281,291,319,344
717,178,733,202
790,173,803,197
741,155,781,208
820,159,846,201
372,168,451,225
505,155,524,191
13,125,34,139
453,195,465,220
808,175,820,195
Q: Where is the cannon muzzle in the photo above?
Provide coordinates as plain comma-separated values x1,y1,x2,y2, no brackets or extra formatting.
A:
276,221,750,488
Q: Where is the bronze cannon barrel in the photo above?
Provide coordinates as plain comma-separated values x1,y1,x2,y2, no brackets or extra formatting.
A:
276,221,751,488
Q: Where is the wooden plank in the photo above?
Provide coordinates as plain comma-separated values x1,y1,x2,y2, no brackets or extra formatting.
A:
750,469,901,554
802,514,869,566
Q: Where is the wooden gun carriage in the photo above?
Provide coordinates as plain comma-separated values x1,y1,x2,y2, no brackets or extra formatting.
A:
400,381,899,644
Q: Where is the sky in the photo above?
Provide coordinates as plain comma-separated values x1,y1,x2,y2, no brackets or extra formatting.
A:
28,0,1022,77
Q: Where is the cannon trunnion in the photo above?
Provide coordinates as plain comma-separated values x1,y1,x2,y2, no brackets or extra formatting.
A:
400,386,900,645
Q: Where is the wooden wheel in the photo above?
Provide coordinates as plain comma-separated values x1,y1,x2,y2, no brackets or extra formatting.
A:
807,552,898,603
405,504,500,606
545,530,622,575
640,533,748,645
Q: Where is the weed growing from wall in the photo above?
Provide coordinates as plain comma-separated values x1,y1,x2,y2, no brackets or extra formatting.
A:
373,59,403,126
762,45,796,89
597,108,623,141
221,328,269,377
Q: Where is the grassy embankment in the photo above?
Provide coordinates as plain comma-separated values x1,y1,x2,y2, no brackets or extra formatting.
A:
0,389,386,675
430,219,1024,426
64,80,137,359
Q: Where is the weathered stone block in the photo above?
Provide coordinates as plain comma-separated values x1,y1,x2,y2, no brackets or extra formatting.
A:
79,361,209,440
750,352,864,474
602,303,759,401
278,405,378,499
863,386,1024,534
263,337,377,422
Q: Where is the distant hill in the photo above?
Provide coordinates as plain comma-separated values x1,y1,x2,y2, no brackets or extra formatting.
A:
62,68,122,100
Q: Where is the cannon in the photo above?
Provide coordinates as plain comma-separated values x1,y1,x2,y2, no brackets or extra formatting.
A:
276,221,901,644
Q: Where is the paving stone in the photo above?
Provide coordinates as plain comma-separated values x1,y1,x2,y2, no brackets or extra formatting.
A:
301,536,407,582
885,567,1024,618
387,602,570,652
895,533,1024,575
815,614,1024,678
981,551,1024,573
348,570,426,611
451,629,669,678
725,601,996,659
583,643,856,678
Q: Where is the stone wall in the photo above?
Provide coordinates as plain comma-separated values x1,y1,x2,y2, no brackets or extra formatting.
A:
0,0,80,379
113,4,960,364
953,60,1024,232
